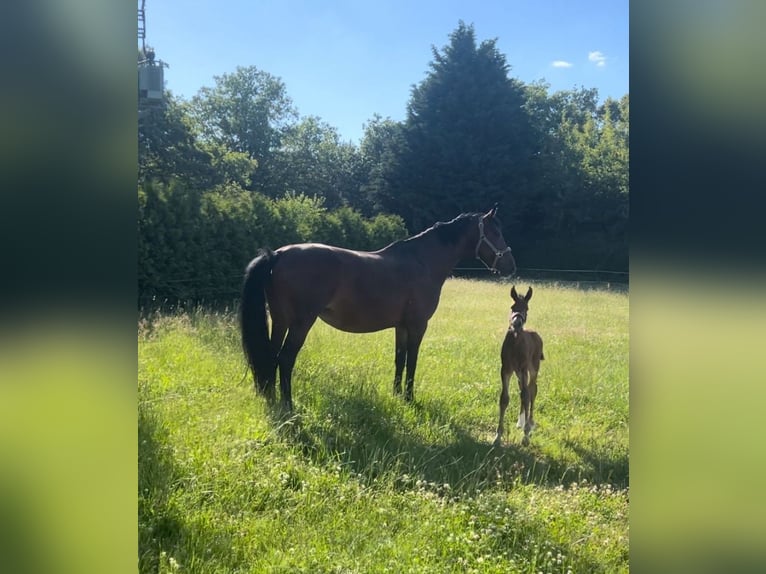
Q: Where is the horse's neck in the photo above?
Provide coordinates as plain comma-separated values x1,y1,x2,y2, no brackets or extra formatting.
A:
412,233,471,280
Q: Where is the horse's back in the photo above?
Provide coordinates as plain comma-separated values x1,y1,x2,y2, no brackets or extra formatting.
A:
267,244,346,319
269,242,417,333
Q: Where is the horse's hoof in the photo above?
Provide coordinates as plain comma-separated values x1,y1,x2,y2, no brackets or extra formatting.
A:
521,435,530,446
492,436,502,448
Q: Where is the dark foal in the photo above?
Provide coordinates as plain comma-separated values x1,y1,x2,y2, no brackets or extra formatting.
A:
494,286,544,446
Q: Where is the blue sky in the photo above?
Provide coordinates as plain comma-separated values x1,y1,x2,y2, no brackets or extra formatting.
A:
143,0,628,143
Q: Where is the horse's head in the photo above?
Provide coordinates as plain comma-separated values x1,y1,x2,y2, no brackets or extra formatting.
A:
510,285,533,332
475,205,516,275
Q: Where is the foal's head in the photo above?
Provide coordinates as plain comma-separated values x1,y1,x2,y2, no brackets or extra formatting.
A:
509,286,533,332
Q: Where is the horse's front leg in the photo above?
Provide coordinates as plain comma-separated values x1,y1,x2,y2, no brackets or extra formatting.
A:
393,326,407,395
403,323,427,402
494,369,511,447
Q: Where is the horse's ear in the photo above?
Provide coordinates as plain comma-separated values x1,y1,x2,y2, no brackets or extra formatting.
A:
525,286,533,301
511,286,518,301
487,204,498,218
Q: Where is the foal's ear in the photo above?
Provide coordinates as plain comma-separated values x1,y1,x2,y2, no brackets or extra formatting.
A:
511,285,519,301
525,286,533,301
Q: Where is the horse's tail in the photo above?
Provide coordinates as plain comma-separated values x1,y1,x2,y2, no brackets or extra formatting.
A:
240,248,277,393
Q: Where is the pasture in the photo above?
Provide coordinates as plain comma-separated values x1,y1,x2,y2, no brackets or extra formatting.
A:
139,278,628,573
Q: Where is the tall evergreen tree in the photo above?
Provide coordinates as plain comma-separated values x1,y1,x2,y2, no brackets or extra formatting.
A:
392,22,536,232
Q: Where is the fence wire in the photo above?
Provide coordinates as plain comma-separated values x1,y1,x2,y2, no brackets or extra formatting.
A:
139,266,628,311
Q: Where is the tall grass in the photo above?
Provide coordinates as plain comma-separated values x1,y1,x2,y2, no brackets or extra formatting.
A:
139,278,628,573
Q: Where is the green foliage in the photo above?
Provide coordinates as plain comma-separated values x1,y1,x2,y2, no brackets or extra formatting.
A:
392,22,537,232
138,184,408,303
357,114,408,216
523,90,629,269
188,65,298,198
138,95,214,188
364,210,410,250
189,65,296,159
271,116,365,208
138,280,628,573
138,180,206,300
137,22,630,288
206,145,258,188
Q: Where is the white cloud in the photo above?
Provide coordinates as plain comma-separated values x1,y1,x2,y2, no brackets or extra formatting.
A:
551,60,573,68
588,51,607,67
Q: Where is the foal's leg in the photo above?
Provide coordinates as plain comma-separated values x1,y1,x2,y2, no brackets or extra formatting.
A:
403,324,427,402
494,368,511,447
516,371,527,430
517,370,532,445
277,317,317,411
393,326,407,395
528,368,539,432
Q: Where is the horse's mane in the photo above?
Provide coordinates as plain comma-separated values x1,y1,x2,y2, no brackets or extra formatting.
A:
430,212,481,245
378,212,480,253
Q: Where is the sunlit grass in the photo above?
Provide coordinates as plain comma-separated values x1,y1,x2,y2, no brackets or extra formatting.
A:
139,278,628,573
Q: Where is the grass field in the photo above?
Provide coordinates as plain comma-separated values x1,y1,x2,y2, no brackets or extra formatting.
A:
138,278,628,573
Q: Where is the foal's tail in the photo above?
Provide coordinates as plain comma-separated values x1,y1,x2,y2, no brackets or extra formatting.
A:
240,248,278,393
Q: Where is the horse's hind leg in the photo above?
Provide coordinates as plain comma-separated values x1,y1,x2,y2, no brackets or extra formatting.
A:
265,320,287,401
494,369,511,447
393,326,407,395
278,317,317,411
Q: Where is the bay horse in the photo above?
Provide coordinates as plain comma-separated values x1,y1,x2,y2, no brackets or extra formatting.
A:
494,286,544,446
240,207,516,410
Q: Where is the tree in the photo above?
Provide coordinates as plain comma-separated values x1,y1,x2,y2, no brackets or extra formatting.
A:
189,66,297,195
392,21,537,232
271,116,364,208
138,94,214,188
522,85,629,270
357,114,407,216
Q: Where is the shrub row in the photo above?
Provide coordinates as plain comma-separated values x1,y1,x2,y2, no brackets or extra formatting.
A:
138,182,408,303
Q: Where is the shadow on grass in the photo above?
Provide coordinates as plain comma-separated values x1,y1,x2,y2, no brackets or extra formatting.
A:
264,383,627,495
139,400,248,573
563,438,629,488
138,402,188,573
